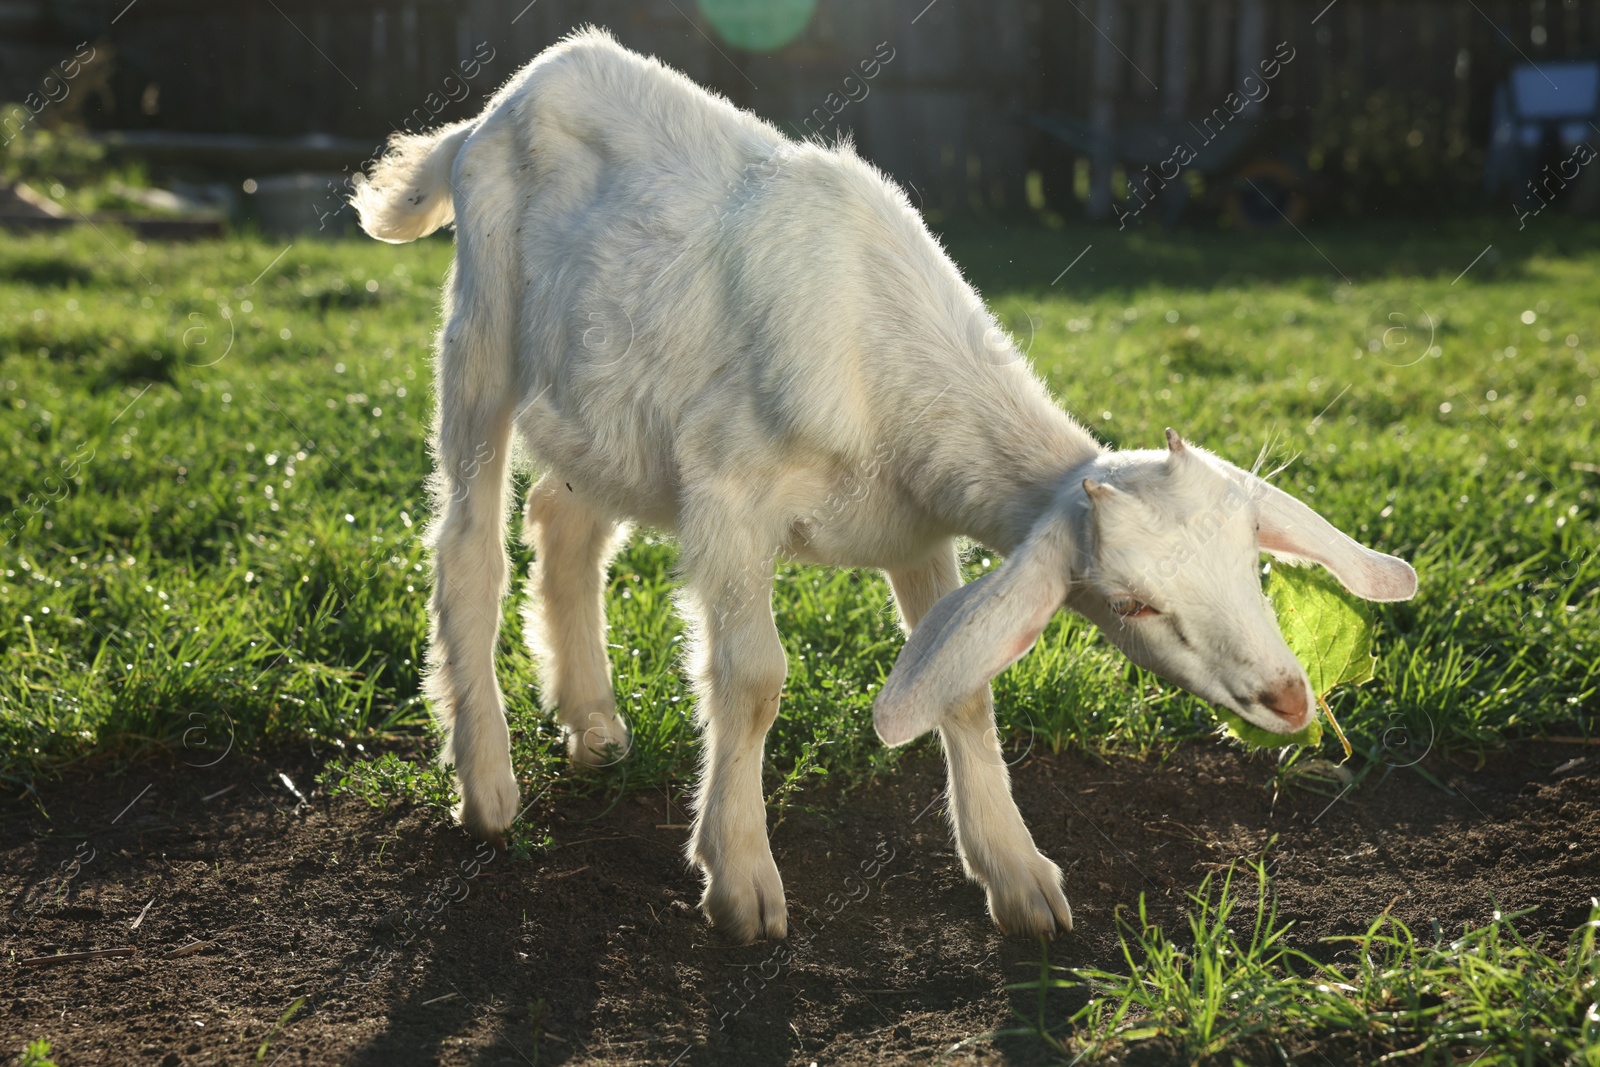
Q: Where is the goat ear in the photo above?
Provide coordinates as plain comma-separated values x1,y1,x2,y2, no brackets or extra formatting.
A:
873,518,1073,747
1250,476,1417,602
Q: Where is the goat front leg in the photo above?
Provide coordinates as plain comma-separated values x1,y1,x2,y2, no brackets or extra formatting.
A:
683,539,789,944
888,546,1073,936
523,474,630,765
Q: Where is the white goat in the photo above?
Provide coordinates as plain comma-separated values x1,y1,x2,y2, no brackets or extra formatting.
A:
353,29,1417,943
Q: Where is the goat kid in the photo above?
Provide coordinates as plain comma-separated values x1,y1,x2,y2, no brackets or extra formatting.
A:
353,30,1417,944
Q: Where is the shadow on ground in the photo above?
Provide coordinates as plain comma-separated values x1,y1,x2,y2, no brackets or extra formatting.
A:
4,739,1597,1065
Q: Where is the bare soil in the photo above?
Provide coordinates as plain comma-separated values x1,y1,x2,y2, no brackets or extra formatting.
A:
4,739,1598,1066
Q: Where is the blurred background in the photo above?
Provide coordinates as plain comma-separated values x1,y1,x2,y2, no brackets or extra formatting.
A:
2,0,1598,234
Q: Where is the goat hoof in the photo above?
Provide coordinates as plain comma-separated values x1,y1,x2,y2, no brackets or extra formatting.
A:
700,858,789,944
565,710,632,768
455,763,520,841
984,851,1074,938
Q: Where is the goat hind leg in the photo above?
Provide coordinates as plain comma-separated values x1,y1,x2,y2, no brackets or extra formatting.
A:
427,397,519,842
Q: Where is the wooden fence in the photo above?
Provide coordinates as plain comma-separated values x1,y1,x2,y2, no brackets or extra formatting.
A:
18,0,1600,215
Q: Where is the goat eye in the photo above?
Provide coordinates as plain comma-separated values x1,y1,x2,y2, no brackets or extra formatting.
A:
1108,596,1158,618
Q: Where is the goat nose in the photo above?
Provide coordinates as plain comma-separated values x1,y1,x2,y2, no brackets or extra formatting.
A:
1257,680,1309,724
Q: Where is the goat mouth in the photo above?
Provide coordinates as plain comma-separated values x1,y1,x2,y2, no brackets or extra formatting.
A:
1219,693,1310,735
1244,702,1312,734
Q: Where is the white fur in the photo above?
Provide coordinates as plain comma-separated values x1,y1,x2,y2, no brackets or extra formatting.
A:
355,29,1417,942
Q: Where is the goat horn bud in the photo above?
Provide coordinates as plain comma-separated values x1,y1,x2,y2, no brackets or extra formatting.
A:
1082,477,1114,502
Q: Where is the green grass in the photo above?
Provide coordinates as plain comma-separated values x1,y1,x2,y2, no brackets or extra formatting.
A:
0,217,1596,800
1009,861,1600,1065
13,1039,60,1067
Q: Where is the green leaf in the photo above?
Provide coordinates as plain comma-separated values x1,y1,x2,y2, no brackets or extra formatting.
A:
1266,564,1376,697
1214,705,1323,749
1212,564,1377,750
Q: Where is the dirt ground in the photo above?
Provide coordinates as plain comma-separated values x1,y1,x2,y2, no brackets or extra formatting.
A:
4,738,1598,1066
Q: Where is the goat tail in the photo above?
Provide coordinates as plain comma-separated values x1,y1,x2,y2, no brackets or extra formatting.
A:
352,121,475,243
